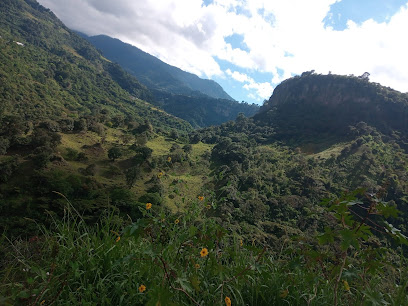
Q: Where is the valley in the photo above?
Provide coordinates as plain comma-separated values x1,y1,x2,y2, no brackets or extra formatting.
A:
1,0,408,305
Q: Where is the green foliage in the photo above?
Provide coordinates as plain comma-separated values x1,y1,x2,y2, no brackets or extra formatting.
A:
107,147,122,162
256,72,408,143
1,194,407,305
125,166,140,188
0,0,192,135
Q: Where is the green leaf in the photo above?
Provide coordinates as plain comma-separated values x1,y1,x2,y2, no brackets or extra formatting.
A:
318,227,335,245
340,229,359,250
377,202,399,218
175,277,193,294
17,291,30,299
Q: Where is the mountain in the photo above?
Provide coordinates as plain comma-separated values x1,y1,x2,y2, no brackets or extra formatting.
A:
82,34,259,127
82,34,234,101
151,89,259,128
2,2,408,304
255,71,408,146
0,0,191,133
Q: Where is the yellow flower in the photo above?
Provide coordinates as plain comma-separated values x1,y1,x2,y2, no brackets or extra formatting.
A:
200,248,208,257
175,219,180,224
198,196,204,201
240,239,243,247
225,296,231,306
206,204,211,209
157,171,164,178
343,280,350,292
116,236,121,243
194,263,200,269
40,301,45,306
139,284,146,293
280,289,289,298
146,203,152,210
167,156,172,162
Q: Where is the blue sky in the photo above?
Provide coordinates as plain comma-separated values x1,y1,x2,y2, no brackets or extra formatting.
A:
38,0,408,105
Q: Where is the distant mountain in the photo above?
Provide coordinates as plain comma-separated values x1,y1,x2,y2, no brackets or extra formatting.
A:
82,34,234,101
255,72,408,145
82,34,259,127
151,89,259,128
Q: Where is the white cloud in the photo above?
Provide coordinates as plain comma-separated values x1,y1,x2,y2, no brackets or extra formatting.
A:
226,69,273,100
225,69,251,83
37,0,408,95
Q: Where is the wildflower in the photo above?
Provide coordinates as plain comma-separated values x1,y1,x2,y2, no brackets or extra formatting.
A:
139,284,146,293
40,300,45,306
240,240,243,247
174,219,180,224
195,263,200,269
280,289,289,298
198,196,204,201
206,204,211,209
225,296,231,306
343,280,350,292
146,203,152,210
167,156,172,162
116,236,121,243
200,248,208,257
157,172,164,178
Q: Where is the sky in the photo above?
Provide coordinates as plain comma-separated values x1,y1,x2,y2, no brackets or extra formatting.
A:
37,0,408,105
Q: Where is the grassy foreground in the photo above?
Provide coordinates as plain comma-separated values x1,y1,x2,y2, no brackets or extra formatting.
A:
1,192,407,305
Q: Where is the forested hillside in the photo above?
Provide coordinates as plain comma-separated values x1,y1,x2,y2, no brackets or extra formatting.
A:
1,1,408,305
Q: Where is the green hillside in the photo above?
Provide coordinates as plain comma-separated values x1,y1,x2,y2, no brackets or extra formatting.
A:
0,0,191,133
1,1,408,305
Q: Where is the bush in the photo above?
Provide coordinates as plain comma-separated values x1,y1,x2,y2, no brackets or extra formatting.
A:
108,147,122,162
0,136,10,155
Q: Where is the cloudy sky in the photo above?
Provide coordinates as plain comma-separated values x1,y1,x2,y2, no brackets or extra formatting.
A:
37,0,408,105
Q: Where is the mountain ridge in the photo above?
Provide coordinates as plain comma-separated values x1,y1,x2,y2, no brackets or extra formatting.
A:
82,34,234,101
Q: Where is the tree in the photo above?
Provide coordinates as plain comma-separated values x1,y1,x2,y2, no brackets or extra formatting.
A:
182,144,193,154
108,147,122,162
125,166,140,188
359,72,370,80
0,137,10,155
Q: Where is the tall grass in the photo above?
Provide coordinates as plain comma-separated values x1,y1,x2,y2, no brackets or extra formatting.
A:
1,195,407,305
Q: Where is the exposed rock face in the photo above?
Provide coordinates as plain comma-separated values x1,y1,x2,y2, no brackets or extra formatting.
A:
255,73,408,141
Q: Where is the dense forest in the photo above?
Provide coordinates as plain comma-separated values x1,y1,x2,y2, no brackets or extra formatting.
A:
1,1,408,305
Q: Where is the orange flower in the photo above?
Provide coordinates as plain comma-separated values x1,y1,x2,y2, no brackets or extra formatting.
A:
116,236,121,243
139,284,146,293
200,248,208,257
146,203,152,210
225,296,231,306
198,196,204,201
